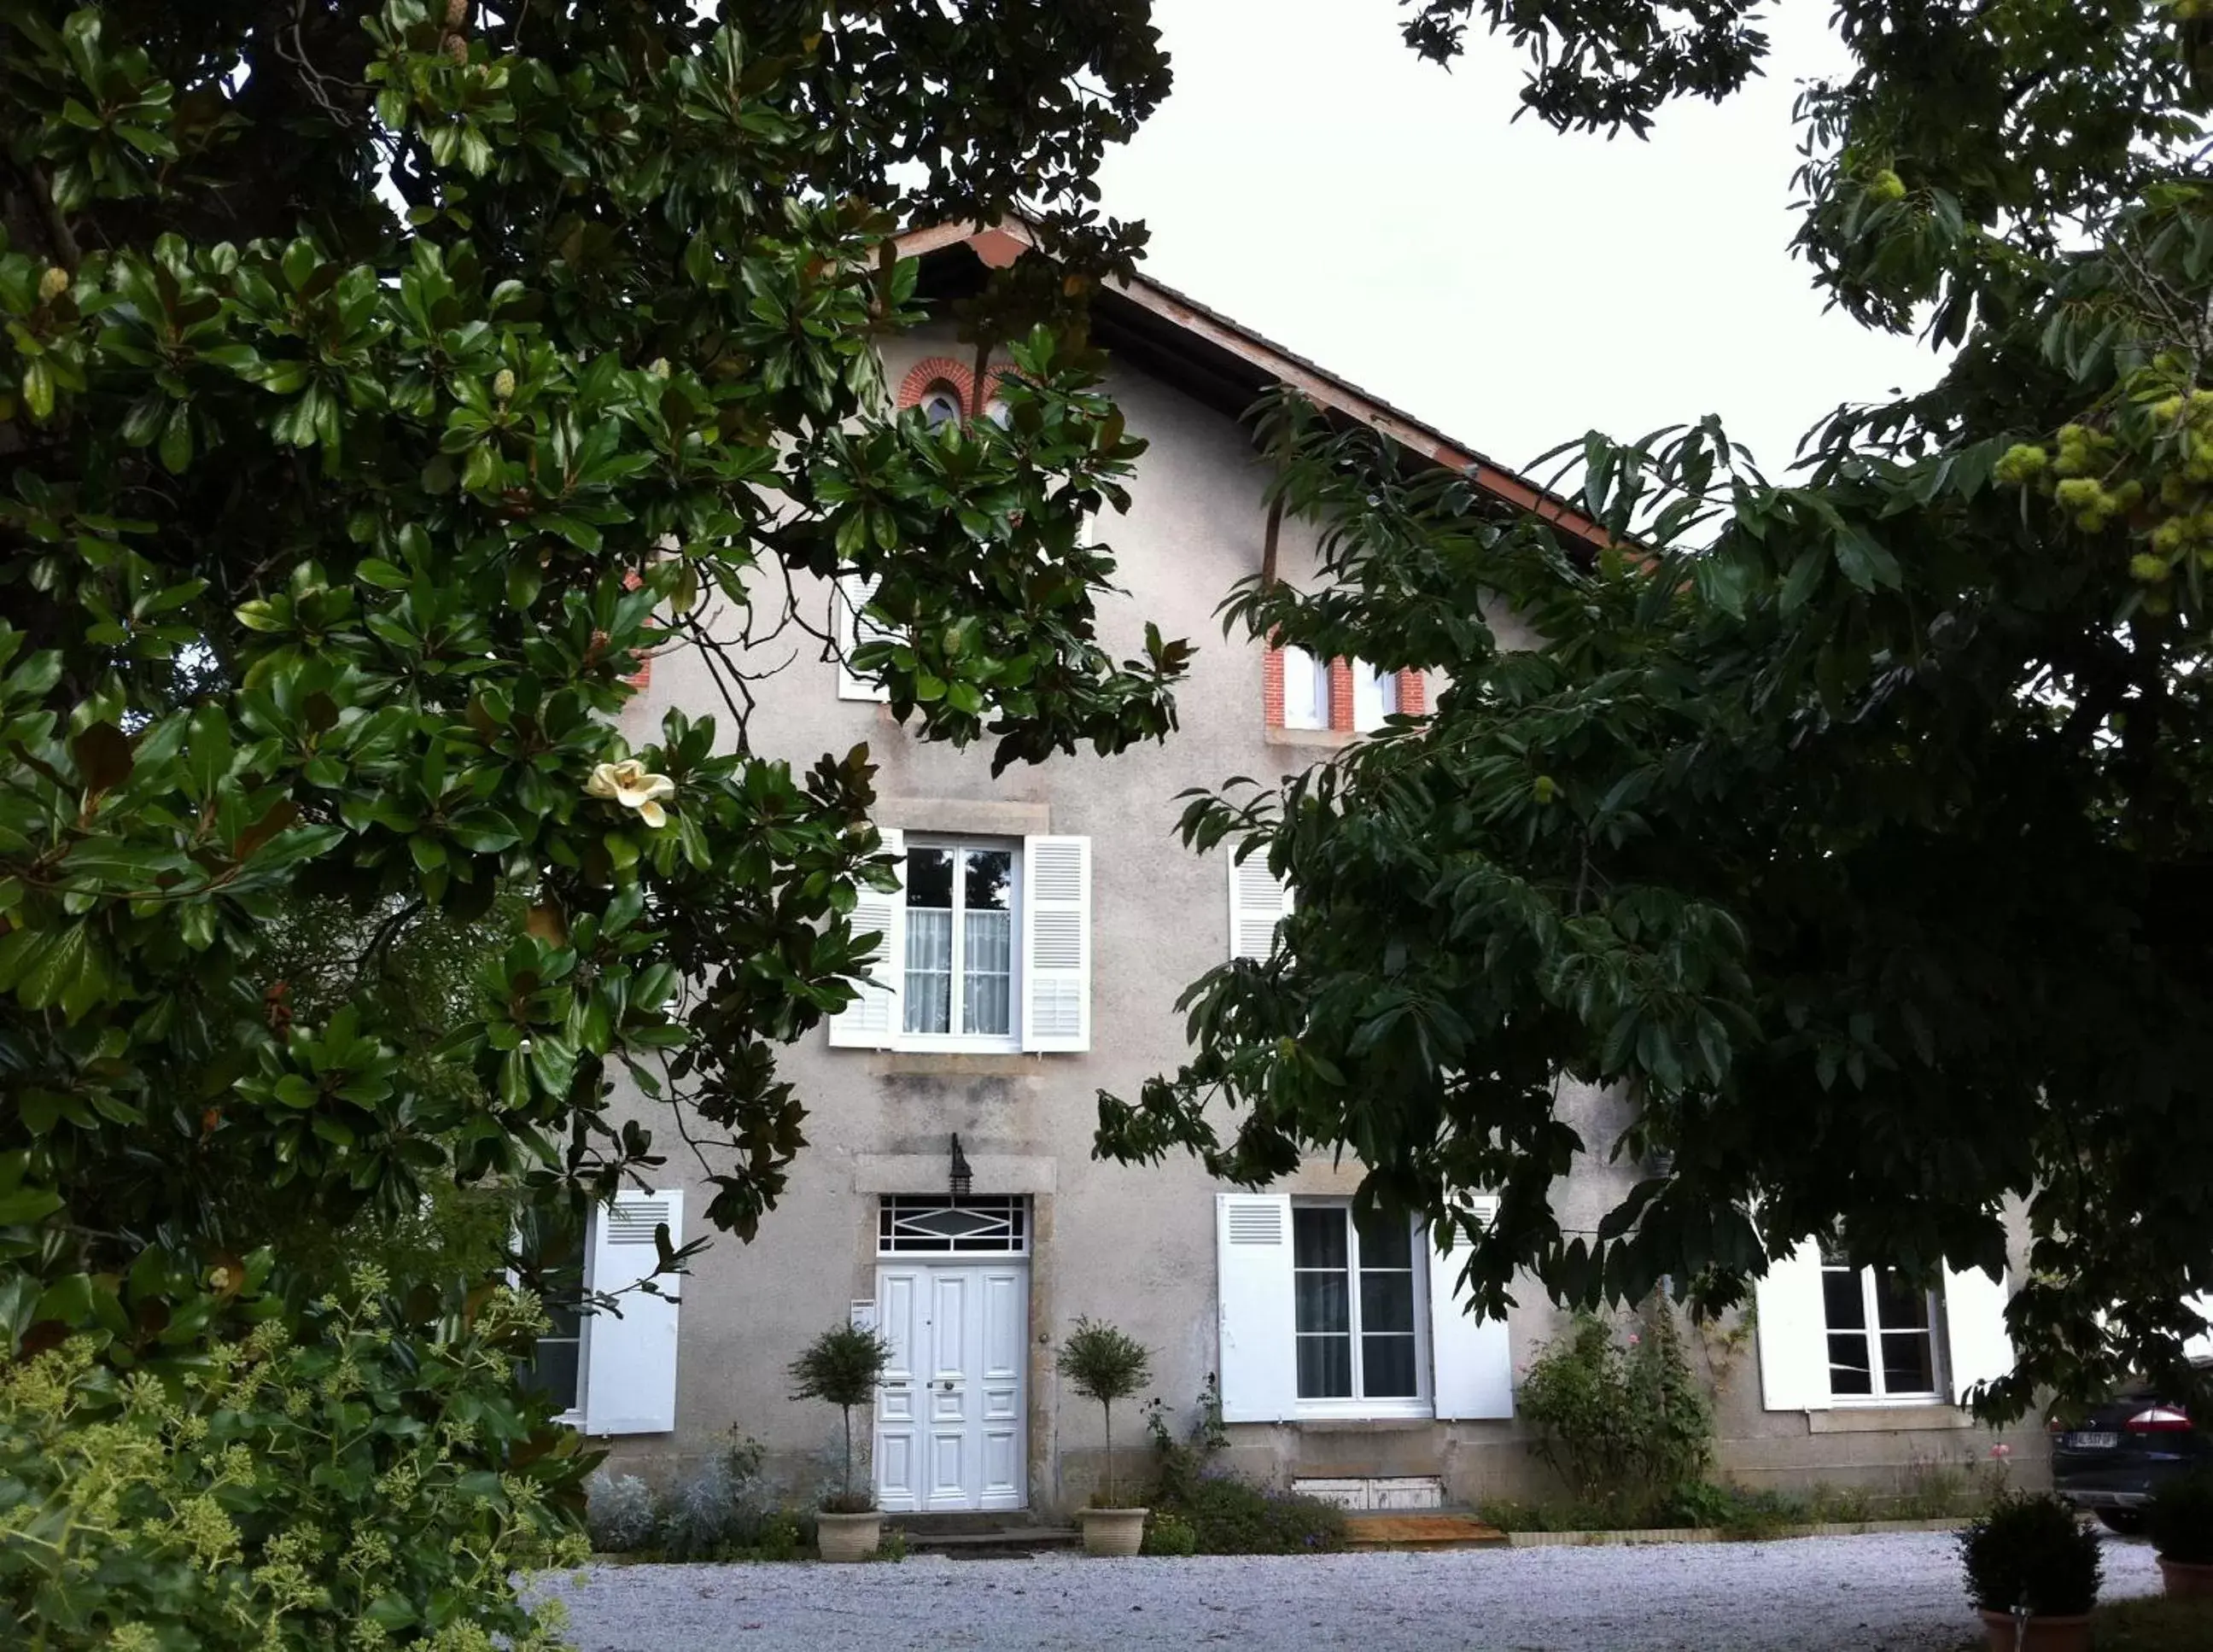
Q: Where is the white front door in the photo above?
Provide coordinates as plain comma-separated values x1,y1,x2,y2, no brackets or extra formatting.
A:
873,1260,1028,1511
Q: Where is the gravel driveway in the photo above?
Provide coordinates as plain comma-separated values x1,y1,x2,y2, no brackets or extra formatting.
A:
542,1530,2160,1652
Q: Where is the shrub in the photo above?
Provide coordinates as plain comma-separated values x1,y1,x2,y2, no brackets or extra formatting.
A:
789,1323,893,1513
1144,1378,1229,1508
1143,1510,1200,1556
585,1472,661,1555
1173,1477,1347,1555
1057,1319,1153,1506
0,1278,587,1650
1517,1302,1714,1509
1959,1492,2102,1617
2148,1468,2213,1565
657,1435,781,1561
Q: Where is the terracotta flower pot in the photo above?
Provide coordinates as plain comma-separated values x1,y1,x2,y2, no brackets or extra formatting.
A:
1077,1506,1147,1557
1976,1608,2092,1652
816,1509,883,1563
2159,1556,2213,1597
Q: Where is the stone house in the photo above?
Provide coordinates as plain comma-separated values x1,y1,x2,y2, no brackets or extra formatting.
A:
545,220,2048,1516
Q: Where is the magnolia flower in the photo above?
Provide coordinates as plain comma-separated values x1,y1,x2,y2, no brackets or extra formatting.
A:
586,759,676,828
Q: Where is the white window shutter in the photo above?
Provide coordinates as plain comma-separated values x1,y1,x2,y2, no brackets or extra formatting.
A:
1216,1193,1298,1421
1020,835,1089,1052
1942,1263,2014,1404
828,826,903,1048
1753,1240,1832,1411
1227,846,1294,961
836,575,892,702
1429,1198,1514,1420
581,1188,684,1435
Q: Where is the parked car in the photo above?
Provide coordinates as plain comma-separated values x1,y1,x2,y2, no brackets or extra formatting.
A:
2052,1363,2213,1533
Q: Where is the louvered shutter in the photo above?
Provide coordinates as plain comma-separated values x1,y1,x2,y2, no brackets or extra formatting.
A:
1020,835,1089,1052
1227,846,1293,960
1753,1240,1833,1411
1216,1194,1298,1421
836,575,892,702
581,1188,684,1435
1429,1198,1514,1419
1942,1263,2014,1404
828,826,903,1048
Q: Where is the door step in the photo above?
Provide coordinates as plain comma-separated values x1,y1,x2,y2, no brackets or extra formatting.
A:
889,1514,1081,1556
1344,1512,1506,1551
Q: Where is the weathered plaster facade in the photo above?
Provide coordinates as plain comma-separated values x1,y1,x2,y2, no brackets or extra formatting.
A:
589,233,2048,1515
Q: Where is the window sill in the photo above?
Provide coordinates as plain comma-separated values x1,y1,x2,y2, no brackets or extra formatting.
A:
1266,727,1357,750
1807,1402,1971,1433
1292,1412,1438,1433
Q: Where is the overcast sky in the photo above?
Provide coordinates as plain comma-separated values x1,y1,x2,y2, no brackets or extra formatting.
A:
1092,0,1944,482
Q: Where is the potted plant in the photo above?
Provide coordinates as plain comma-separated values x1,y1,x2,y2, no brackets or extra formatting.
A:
1057,1317,1153,1556
2148,1468,2213,1596
790,1321,894,1562
1958,1491,2102,1652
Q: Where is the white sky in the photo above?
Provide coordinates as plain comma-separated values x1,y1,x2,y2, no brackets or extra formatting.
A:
1094,0,1944,481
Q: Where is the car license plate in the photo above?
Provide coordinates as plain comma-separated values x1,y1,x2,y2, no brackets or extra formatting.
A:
2069,1431,2119,1450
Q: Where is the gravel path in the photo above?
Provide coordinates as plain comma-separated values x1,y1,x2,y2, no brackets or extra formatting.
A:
541,1530,2160,1652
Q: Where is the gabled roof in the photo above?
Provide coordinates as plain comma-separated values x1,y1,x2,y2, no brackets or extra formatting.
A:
895,220,1608,550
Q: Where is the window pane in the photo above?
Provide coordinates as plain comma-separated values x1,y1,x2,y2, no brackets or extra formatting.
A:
1295,1270,1350,1335
964,849,1013,912
907,847,954,909
963,908,1013,1036
519,1339,580,1413
1821,1268,1867,1331
1882,1332,1936,1395
1873,1271,1933,1333
1298,1334,1352,1398
1362,1334,1418,1398
904,908,951,1033
1359,1270,1416,1337
1355,1209,1411,1270
1827,1332,1872,1395
1293,1208,1348,1271
1282,646,1327,730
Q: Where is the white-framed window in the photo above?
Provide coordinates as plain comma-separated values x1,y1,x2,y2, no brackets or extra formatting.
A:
1351,659,1399,732
828,828,1092,1054
902,838,1019,1048
878,1194,1031,1256
519,1293,586,1421
1751,1239,2011,1412
1281,645,1328,730
1214,1193,1513,1423
1293,1202,1428,1411
1821,1251,1941,1401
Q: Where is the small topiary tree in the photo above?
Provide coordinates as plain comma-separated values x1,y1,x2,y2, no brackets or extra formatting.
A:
1959,1491,2102,1619
790,1323,894,1514
1058,1318,1153,1507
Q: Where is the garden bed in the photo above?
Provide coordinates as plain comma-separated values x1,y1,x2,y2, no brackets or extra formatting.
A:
1505,1515,1969,1547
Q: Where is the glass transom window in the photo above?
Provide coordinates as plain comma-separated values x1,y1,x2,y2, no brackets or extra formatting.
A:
879,1195,1029,1254
1821,1250,1941,1400
903,840,1017,1043
1293,1204,1423,1403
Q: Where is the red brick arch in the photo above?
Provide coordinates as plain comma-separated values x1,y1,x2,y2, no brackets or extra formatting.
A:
896,355,975,414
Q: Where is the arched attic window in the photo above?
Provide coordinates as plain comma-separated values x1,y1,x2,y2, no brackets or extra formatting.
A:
919,382,963,429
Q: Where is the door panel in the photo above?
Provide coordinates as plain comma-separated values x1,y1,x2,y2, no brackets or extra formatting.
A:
873,1259,1028,1512
873,1270,923,1511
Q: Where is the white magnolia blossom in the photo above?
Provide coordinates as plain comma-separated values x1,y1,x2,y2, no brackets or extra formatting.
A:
586,759,676,829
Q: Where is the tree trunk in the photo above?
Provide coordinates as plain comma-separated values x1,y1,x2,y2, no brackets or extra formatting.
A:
1104,1401,1114,1505
844,1404,854,1499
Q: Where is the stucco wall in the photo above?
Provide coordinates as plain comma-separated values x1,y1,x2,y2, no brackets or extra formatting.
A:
593,322,2047,1515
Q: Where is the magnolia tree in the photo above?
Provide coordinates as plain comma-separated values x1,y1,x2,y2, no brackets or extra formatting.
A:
0,0,1181,1639
1101,0,2213,1416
